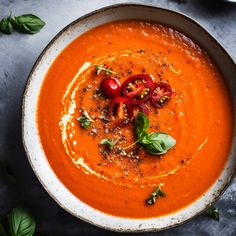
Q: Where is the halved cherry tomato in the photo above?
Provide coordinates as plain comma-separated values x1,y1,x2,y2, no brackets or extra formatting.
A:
100,77,121,98
151,81,172,108
122,74,155,104
108,96,133,125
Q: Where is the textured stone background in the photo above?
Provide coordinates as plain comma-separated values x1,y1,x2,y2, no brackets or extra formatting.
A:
0,0,235,235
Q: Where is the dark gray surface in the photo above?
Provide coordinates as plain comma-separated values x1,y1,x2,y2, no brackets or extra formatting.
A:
0,0,236,235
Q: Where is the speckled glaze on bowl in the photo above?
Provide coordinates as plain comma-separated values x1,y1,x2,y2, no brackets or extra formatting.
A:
22,4,236,232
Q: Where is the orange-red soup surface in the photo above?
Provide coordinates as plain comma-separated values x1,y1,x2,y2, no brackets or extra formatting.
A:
37,21,233,218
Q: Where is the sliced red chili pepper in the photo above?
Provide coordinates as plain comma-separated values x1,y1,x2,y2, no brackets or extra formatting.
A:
151,81,172,108
122,74,155,105
108,96,133,125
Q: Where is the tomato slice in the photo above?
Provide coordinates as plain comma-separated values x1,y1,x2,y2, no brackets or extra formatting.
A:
151,81,172,108
108,96,133,125
122,74,155,104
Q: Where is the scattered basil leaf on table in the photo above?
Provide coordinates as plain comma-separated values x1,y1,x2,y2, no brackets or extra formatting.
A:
146,184,166,205
12,14,45,34
8,208,36,236
134,112,176,155
0,16,13,34
100,138,117,148
77,110,94,129
0,14,45,35
205,206,220,221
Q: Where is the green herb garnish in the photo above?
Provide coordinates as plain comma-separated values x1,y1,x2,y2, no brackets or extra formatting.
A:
95,65,117,75
8,208,36,236
77,110,94,129
146,183,166,205
205,206,220,221
0,14,45,35
134,112,176,155
0,16,13,34
100,138,117,148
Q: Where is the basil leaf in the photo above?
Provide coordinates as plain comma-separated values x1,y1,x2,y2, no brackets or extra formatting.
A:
100,138,116,148
144,141,166,155
146,184,166,205
77,110,93,129
8,208,36,236
0,14,45,35
141,132,175,155
150,132,176,150
205,206,219,221
13,14,45,34
0,17,13,34
134,112,150,141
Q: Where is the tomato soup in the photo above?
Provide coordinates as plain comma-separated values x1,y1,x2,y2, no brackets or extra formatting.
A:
37,21,233,218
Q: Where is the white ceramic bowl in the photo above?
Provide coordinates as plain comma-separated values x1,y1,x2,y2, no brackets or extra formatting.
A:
22,4,236,232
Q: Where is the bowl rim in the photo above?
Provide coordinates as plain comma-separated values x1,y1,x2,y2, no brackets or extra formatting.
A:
22,3,236,232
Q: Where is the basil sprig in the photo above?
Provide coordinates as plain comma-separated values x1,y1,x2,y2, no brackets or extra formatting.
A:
77,110,94,129
0,14,45,35
95,65,117,75
146,184,166,205
205,206,220,221
134,112,176,155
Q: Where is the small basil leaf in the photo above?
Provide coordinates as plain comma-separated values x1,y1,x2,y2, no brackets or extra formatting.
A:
100,138,116,148
134,112,150,141
144,141,166,155
8,208,36,236
143,132,176,155
14,14,45,34
146,184,166,205
0,17,13,34
205,206,219,221
151,132,176,150
77,110,93,129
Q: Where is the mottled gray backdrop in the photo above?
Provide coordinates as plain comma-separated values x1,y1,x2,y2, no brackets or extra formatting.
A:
0,0,235,235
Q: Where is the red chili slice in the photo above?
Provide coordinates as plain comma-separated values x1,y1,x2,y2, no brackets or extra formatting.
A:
151,81,172,108
108,96,133,125
122,74,155,105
